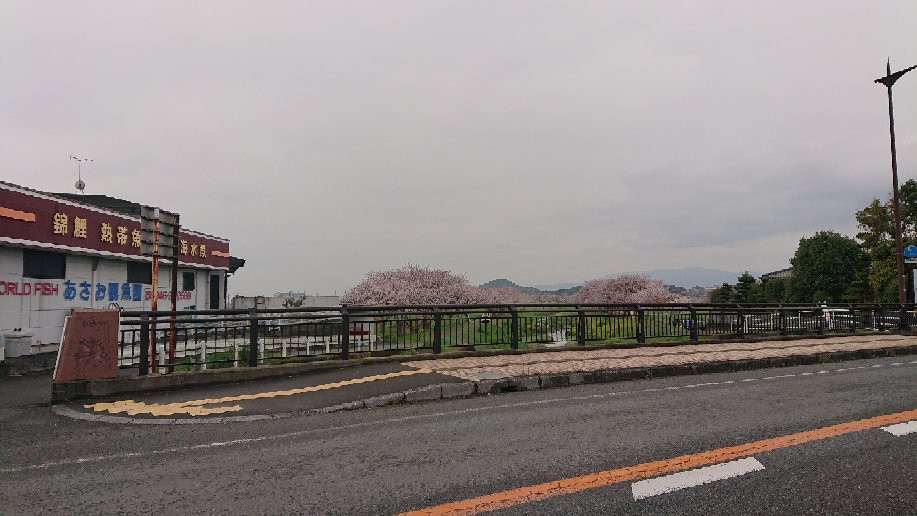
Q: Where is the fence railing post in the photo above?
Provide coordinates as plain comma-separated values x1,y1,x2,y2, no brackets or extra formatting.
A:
433,309,442,354
139,314,149,376
736,304,744,339
778,304,787,336
689,305,698,342
636,306,645,344
340,308,350,360
510,307,519,350
577,307,586,346
248,308,258,367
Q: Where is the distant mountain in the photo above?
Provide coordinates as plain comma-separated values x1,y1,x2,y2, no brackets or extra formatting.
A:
482,268,752,297
479,278,540,293
533,282,581,291
603,267,753,288
479,279,582,296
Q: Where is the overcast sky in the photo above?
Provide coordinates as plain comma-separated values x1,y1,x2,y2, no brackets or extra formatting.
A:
2,1,916,295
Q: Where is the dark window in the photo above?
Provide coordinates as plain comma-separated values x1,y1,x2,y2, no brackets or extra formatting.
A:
126,262,152,284
209,274,220,309
182,271,195,291
22,249,66,279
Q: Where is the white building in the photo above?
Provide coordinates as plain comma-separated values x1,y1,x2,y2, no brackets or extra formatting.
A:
0,181,244,371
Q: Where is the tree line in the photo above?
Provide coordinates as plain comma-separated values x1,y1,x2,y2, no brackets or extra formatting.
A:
712,180,917,304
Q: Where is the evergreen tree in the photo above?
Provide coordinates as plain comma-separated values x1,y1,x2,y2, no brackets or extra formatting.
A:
788,231,868,303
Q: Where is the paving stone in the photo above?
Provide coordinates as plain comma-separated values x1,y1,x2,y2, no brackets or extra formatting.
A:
476,378,511,395
539,374,570,389
363,392,405,408
510,376,540,391
320,400,365,413
405,384,442,402
441,382,476,399
403,336,917,384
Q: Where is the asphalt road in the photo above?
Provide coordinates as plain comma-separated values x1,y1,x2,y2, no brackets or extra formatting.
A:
1,355,915,514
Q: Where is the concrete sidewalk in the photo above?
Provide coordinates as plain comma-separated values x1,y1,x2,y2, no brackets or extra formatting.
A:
53,334,917,424
404,334,917,381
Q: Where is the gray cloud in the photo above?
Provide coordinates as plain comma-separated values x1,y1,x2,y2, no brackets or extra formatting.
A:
1,1,915,294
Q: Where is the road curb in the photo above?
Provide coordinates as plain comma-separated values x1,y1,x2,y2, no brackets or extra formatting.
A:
327,344,917,413
50,332,917,402
54,345,917,425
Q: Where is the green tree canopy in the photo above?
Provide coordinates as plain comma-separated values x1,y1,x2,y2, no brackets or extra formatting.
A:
788,231,868,303
855,179,917,302
710,283,735,303
734,272,760,303
760,277,788,303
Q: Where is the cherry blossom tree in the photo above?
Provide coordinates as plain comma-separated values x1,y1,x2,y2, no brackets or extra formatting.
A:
342,264,480,305
573,274,684,304
343,265,580,305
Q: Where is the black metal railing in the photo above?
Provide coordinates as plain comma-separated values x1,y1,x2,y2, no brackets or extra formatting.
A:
116,303,917,375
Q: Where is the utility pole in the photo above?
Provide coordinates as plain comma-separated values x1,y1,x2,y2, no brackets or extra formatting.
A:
875,60,916,304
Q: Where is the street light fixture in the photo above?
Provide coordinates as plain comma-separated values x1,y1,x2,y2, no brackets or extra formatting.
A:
875,60,916,304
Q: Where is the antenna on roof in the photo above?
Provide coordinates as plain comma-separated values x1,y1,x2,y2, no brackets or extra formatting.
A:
69,154,93,194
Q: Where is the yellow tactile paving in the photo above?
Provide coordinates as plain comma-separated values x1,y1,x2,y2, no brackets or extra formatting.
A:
85,368,433,417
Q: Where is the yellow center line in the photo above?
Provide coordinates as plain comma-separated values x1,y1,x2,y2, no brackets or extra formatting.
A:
400,408,917,515
85,368,433,417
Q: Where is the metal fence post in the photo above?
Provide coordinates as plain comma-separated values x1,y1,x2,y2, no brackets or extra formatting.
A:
848,304,856,333
636,306,645,344
433,309,442,354
340,308,350,360
248,308,258,367
736,304,744,339
510,307,519,350
577,307,586,346
778,305,787,336
689,305,698,342
139,314,149,376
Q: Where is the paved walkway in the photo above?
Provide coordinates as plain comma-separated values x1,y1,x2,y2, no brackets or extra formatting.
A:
406,334,917,381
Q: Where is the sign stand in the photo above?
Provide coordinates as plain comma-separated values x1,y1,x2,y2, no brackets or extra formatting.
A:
140,206,180,374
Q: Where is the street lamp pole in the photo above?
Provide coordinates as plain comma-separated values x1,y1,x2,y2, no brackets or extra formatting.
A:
875,60,916,304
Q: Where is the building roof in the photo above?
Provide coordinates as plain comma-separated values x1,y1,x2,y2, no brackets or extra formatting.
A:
761,267,792,280
1,180,243,271
52,192,144,217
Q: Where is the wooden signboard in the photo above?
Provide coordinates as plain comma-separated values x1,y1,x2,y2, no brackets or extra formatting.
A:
52,309,120,382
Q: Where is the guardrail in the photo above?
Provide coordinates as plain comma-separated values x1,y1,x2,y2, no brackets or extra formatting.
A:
116,303,917,375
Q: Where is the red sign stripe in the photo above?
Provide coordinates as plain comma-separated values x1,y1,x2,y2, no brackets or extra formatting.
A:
0,206,36,222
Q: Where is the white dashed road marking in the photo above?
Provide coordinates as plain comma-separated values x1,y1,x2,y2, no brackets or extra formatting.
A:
880,420,917,437
631,457,766,500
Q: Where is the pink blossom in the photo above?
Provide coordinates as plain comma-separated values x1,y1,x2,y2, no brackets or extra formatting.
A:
342,265,480,305
573,275,685,304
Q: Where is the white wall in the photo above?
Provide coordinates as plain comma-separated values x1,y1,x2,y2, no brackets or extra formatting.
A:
0,246,28,334
0,245,226,352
